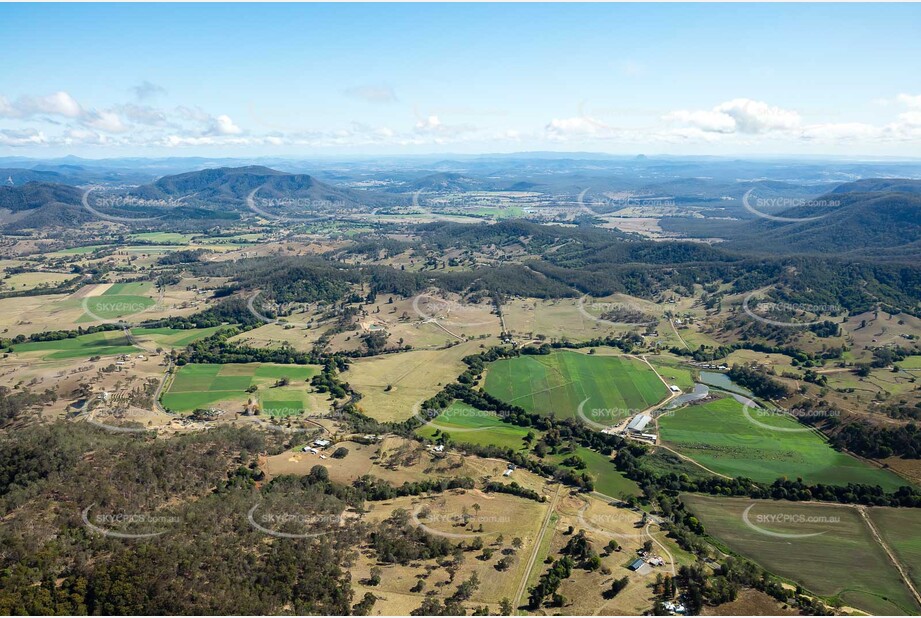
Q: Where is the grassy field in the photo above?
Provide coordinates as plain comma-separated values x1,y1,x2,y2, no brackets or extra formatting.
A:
867,508,921,593
12,330,139,360
502,297,625,342
415,400,535,450
162,362,319,415
682,494,920,616
131,326,223,348
129,232,198,244
47,245,108,256
646,354,696,390
357,490,550,609
484,350,668,424
659,396,908,490
1,271,78,291
548,446,641,498
345,339,485,422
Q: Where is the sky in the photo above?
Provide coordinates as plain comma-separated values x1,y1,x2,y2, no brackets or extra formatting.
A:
1,3,920,158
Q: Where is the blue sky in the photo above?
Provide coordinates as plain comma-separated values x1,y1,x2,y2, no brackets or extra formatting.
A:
1,3,920,157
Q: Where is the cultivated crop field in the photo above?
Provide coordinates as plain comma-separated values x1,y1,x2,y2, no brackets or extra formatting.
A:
12,330,139,360
484,350,669,424
682,494,921,616
161,362,319,415
80,281,157,321
130,326,224,348
867,508,921,593
659,396,908,489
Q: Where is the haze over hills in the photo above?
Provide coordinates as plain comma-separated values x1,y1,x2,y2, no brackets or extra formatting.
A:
0,159,918,260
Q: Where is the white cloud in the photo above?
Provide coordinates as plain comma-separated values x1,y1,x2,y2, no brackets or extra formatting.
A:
545,116,603,138
84,110,129,133
0,128,46,147
23,91,84,118
0,91,84,119
800,122,880,141
210,114,243,136
664,109,737,134
415,115,442,131
899,110,921,127
896,93,921,108
665,98,801,134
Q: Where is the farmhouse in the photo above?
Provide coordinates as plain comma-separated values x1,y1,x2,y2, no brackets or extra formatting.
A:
626,414,653,433
313,439,331,448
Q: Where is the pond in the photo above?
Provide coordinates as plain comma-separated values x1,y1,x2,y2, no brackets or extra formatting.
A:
698,370,754,397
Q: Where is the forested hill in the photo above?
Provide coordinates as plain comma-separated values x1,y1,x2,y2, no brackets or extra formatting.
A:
0,182,92,231
131,165,390,211
726,179,921,258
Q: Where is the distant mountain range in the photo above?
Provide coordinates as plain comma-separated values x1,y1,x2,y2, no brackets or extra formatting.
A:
0,166,398,231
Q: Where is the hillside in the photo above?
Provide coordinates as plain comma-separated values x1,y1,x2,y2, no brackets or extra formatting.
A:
132,165,387,212
726,179,921,258
0,182,93,231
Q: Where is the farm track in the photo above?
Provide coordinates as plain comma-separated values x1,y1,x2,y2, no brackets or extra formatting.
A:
669,319,690,350
858,505,921,609
513,484,562,613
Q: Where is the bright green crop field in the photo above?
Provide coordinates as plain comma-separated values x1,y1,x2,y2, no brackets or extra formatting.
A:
483,350,668,424
683,494,921,616
659,396,909,489
162,362,319,415
12,330,139,360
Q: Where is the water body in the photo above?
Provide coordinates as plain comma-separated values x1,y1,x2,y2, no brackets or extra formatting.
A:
698,371,754,397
